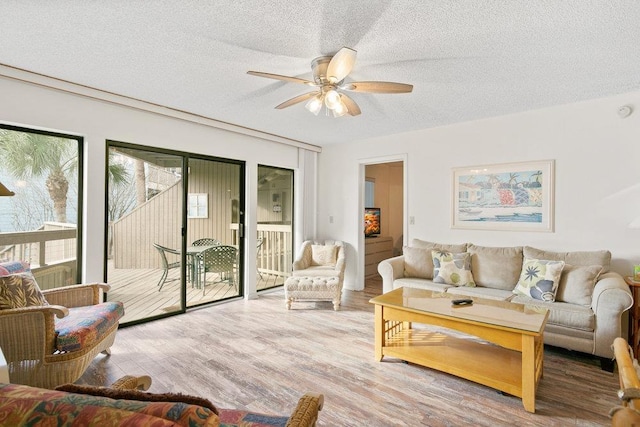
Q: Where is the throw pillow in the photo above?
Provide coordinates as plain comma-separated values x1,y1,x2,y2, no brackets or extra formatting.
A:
310,244,338,266
0,260,31,277
432,251,475,287
513,258,565,302
0,272,48,310
556,264,602,307
403,246,434,279
467,244,523,290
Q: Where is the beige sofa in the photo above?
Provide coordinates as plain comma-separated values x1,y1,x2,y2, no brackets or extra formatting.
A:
377,239,633,362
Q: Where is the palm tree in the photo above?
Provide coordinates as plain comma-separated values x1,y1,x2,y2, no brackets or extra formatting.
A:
0,129,129,224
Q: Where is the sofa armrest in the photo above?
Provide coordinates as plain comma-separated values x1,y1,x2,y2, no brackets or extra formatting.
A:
591,272,633,358
286,392,324,427
378,255,406,294
42,283,110,307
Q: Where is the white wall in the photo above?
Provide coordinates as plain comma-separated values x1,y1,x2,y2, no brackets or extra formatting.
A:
0,72,318,297
318,91,640,290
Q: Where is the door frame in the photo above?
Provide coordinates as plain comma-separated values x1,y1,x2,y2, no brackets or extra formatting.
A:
357,154,407,290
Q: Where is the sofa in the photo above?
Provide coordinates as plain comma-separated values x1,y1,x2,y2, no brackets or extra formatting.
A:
377,239,633,361
0,375,324,426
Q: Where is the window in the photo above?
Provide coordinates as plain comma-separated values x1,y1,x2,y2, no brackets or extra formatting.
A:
0,124,83,288
187,193,208,218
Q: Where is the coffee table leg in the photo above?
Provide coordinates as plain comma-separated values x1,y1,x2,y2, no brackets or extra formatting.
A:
521,334,536,413
374,304,384,361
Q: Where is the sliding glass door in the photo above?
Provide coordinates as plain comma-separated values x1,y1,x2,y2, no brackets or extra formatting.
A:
185,157,243,307
256,165,293,290
105,143,245,325
106,145,184,324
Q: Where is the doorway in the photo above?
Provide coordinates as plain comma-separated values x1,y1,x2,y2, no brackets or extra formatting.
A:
361,158,406,293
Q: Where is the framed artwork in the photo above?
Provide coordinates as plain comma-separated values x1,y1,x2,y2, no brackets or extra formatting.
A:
451,160,554,232
187,193,208,218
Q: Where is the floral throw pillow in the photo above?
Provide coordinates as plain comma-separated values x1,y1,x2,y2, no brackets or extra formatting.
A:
432,251,475,287
513,258,565,302
0,272,49,310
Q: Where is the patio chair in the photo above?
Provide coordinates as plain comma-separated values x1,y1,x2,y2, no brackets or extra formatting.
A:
256,237,265,280
197,245,238,295
153,243,181,291
0,261,124,389
192,238,222,247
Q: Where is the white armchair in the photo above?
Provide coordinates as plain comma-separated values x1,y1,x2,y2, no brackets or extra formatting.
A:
286,240,346,310
292,240,346,282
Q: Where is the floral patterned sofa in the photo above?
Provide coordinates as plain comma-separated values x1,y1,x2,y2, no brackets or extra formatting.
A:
0,375,324,426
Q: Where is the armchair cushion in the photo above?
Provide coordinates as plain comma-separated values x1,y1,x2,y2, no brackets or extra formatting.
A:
55,301,124,352
0,272,48,310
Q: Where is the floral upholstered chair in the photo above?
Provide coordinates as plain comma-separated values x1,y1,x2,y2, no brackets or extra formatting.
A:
0,261,124,388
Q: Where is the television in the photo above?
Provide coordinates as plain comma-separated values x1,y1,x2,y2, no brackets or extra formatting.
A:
364,207,381,237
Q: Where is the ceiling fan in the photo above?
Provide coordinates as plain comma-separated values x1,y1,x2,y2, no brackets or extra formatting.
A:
247,47,413,117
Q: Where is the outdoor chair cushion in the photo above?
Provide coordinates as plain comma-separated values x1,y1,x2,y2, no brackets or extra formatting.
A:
55,301,125,352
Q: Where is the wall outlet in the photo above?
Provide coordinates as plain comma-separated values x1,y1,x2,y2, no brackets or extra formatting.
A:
329,215,334,224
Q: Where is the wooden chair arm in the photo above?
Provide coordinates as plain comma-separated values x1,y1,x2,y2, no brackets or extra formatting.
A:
0,304,68,319
111,375,152,391
285,392,324,427
43,283,110,307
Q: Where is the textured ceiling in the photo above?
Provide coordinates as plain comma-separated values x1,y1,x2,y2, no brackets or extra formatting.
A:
1,1,639,147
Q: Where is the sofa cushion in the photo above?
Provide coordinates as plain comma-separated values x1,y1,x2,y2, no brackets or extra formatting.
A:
310,244,338,266
523,246,611,273
0,272,48,310
411,239,468,253
0,383,219,427
513,258,565,302
292,266,337,277
511,296,595,331
432,251,475,287
467,244,523,290
55,301,124,352
403,241,467,280
403,246,435,279
557,264,602,307
218,409,290,426
445,286,514,301
393,277,453,293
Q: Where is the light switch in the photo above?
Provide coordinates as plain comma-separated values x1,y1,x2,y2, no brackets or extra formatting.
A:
409,216,415,225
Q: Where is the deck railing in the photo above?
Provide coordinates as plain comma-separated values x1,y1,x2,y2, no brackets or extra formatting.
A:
0,225,78,289
0,222,292,289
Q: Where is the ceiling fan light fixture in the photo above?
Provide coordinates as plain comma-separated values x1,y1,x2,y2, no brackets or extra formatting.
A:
305,95,323,115
332,99,347,117
324,89,341,110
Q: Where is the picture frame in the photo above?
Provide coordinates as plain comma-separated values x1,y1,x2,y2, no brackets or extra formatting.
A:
451,160,554,232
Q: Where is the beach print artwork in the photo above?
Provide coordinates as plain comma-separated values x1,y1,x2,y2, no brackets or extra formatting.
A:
452,161,554,232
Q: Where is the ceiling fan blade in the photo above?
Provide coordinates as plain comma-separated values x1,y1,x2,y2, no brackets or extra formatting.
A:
247,71,316,86
342,81,413,94
326,47,357,83
274,91,319,109
340,94,361,116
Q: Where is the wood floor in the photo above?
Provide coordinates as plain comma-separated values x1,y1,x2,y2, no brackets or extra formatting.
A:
80,278,620,426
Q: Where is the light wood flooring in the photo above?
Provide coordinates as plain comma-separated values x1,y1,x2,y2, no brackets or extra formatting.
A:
80,278,620,426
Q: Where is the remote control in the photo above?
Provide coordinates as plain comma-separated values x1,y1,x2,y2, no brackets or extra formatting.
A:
451,298,473,306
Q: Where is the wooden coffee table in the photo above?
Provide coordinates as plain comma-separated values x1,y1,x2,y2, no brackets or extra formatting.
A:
370,287,548,413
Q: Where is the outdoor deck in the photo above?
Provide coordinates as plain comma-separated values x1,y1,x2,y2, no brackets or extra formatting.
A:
107,264,285,324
